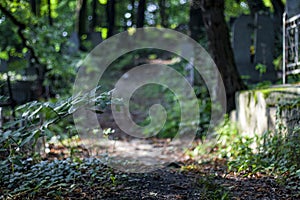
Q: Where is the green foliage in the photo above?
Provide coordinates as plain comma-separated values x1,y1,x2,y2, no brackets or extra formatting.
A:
0,87,112,172
139,88,210,139
0,157,116,199
192,94,300,187
210,99,300,180
132,60,211,139
194,85,212,138
255,63,267,76
213,116,262,173
286,74,300,84
198,175,230,200
273,55,283,71
250,81,272,90
225,0,250,21
131,83,182,138
167,0,190,28
0,0,81,95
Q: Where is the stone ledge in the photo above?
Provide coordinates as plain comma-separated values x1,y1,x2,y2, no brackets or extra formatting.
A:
231,85,300,137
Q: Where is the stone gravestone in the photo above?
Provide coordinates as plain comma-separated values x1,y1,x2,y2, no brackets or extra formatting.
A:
254,14,277,82
232,14,277,84
286,0,300,18
232,15,253,81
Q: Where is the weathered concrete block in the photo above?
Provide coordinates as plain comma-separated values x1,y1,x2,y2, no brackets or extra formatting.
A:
233,85,300,137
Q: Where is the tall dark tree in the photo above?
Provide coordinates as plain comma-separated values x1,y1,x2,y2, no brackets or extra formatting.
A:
30,0,37,15
137,0,146,28
199,0,246,112
271,0,284,20
106,0,116,37
76,0,87,47
158,0,168,27
30,0,41,16
47,0,53,26
189,0,205,42
130,0,135,26
90,0,99,31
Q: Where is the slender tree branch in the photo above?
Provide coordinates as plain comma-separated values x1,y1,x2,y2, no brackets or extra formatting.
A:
0,4,25,29
0,3,40,64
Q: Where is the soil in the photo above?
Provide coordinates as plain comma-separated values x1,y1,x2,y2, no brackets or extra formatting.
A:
42,138,300,200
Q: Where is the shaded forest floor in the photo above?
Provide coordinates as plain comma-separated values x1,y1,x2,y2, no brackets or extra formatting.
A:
1,138,299,200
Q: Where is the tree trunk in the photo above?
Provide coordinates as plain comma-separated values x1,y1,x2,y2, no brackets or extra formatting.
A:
130,0,135,26
30,0,37,15
200,0,246,112
47,0,53,26
189,0,205,42
75,0,88,51
106,0,116,37
271,0,284,19
90,0,98,31
158,0,168,27
137,0,146,28
77,0,87,38
30,0,41,16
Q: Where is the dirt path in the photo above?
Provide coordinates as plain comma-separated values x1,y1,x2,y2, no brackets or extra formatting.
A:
42,138,300,200
2,138,299,199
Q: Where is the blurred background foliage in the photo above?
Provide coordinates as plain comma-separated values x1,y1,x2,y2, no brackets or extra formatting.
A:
2,1,299,198
0,0,288,156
